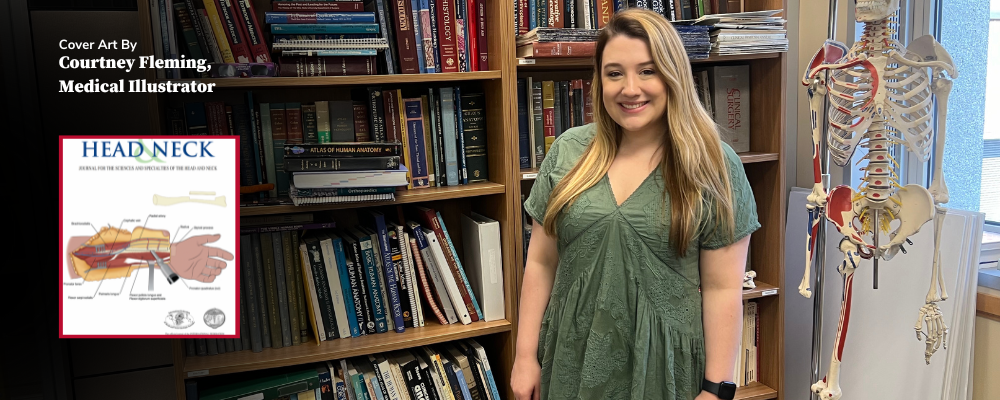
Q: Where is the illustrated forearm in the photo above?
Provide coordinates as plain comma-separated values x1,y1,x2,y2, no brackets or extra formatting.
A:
68,226,171,281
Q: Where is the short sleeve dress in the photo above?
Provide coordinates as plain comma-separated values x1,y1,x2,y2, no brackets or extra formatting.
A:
523,124,761,400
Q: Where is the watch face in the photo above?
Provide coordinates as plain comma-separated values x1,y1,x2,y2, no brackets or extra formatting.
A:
719,382,737,399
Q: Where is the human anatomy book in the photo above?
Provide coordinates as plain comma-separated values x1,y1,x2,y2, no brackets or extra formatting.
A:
59,136,239,338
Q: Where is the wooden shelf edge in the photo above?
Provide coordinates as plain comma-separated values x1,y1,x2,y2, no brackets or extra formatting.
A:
161,71,502,88
977,289,1000,322
183,320,512,378
738,152,779,164
743,281,779,300
516,52,782,70
736,382,778,400
239,182,505,216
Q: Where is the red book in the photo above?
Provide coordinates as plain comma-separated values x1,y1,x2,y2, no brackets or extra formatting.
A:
475,0,487,70
517,0,529,34
520,41,596,58
597,0,612,28
286,104,304,144
272,1,365,11
233,0,270,62
392,0,421,73
435,0,459,73
277,56,377,77
547,0,563,28
213,0,252,62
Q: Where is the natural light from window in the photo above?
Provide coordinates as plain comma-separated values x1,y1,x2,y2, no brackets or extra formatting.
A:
983,0,1000,223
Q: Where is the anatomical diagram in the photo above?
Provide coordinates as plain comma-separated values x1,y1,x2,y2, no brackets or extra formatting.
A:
69,226,173,282
67,226,233,284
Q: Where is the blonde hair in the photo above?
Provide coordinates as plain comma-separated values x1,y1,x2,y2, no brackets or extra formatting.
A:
541,8,735,255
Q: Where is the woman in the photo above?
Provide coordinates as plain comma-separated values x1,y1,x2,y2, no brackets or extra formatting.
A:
511,8,759,400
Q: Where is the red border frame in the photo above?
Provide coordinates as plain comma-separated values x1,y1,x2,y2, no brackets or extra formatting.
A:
59,135,241,339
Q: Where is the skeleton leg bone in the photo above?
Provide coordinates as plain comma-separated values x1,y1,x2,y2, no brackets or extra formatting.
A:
800,205,823,298
812,238,862,400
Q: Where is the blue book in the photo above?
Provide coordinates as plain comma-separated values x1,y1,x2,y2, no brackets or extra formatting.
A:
368,211,406,333
438,88,460,186
332,236,362,337
183,103,208,135
271,24,380,34
453,87,468,184
409,0,426,73
273,34,378,41
529,0,536,29
265,12,376,24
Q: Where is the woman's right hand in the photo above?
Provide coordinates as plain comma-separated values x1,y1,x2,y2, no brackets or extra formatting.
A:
510,355,542,400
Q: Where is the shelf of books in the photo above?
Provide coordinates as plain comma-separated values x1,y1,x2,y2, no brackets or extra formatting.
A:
182,319,512,378
515,51,781,69
240,182,506,216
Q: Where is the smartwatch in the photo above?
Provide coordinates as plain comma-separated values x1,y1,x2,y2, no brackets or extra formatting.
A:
702,378,737,400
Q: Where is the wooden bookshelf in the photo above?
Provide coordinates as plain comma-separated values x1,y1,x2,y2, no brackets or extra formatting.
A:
181,320,511,378
238,182,506,216
166,71,502,88
136,0,786,398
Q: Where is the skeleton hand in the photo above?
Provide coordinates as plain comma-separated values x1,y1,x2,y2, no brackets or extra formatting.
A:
914,302,948,364
169,234,234,283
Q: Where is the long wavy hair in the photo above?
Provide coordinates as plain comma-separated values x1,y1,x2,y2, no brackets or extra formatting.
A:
540,8,735,255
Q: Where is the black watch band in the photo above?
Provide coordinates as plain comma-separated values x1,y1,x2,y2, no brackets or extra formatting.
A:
702,378,737,400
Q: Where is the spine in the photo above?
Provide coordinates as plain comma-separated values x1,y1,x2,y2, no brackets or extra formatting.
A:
359,234,388,333
332,237,363,337
475,0,486,70
434,0,458,73
438,89,459,186
367,87,388,142
353,101,371,141
392,228,415,328
240,235,263,352
290,234,311,344
284,142,402,158
319,238,350,339
303,103,320,143
425,0,441,72
392,0,421,73
408,236,447,325
271,23,381,34
464,0,477,71
215,0,252,62
517,80,530,169
259,232,283,349
280,231,301,346
374,0,399,74
284,156,401,172
251,234,272,348
453,87,468,184
265,12,377,24
542,81,555,153
270,233,293,347
273,2,367,11
241,223,338,235
285,103,304,144
306,238,339,339
383,90,402,143
547,0,562,28
403,98,430,188
269,103,289,198
461,91,487,182
277,56,377,77
373,214,407,333
346,237,375,335
202,0,235,62
418,0,435,72
420,209,480,321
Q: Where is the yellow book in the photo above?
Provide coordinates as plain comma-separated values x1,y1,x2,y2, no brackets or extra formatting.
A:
202,0,235,63
542,81,555,154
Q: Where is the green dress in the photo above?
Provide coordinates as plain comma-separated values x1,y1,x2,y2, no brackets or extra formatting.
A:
523,124,760,400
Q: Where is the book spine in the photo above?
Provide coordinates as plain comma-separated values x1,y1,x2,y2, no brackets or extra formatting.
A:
259,103,277,198
420,95,436,187
319,239,350,339
410,0,427,73
583,79,593,124
517,79,530,169
529,41,596,57
306,239,339,339
455,0,467,72
174,2,206,63
547,0,562,27
184,103,209,135
392,0,421,73
408,235,448,325
233,0,270,62
396,90,414,189
383,90,402,143
269,103,289,198
542,81,555,153
333,238,363,337
419,210,478,321
438,89,459,186
553,81,563,138
281,232,301,346
359,235,388,333
251,234,272,348
315,101,331,143
353,101,372,141
284,156,401,172
475,0,486,70
374,0,399,74
259,232,283,349
422,0,440,72
291,234,311,344
535,0,547,31
347,238,376,335
464,0,477,71
403,232,424,327
302,104,319,143
201,0,235,62
329,100,357,142
531,81,544,163
214,0,252,62
367,87,388,142
276,56,377,77
286,102,304,144
271,23,381,34
427,89,442,186
284,142,402,158
270,233,293,347
233,105,257,186
453,87,468,184
265,12,377,24
391,228,414,328
240,235,264,352
435,0,458,72
572,79,584,127
404,98,430,188
373,214,406,333
274,2,366,11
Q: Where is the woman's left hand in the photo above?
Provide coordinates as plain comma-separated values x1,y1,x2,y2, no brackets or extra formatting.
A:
694,391,721,400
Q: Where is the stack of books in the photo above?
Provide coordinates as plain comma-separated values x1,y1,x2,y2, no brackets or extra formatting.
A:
265,4,383,77
516,77,593,168
674,24,711,59
515,27,600,59
146,0,273,79
285,142,405,206
190,340,502,400
708,10,788,56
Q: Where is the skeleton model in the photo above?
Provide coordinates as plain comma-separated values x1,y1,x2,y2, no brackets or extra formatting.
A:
798,1,957,399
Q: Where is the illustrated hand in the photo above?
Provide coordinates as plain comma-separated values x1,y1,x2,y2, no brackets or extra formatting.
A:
169,234,234,283
510,355,541,400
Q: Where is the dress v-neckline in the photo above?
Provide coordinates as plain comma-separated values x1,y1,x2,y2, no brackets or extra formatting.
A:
605,166,659,208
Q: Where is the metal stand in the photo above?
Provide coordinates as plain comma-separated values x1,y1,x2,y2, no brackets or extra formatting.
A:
809,1,839,399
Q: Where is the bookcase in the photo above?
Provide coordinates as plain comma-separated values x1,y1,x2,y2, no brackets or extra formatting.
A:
135,0,784,399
